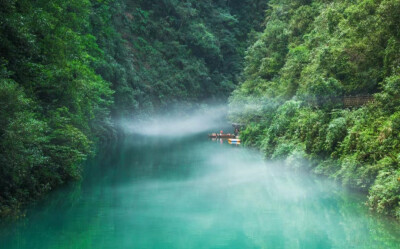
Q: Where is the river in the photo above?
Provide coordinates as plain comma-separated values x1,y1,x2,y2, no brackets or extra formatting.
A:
1,127,400,248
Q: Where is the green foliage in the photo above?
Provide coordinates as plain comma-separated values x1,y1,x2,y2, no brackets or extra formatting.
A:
90,0,268,116
325,117,347,152
0,0,114,216
230,0,400,219
368,168,400,218
0,0,267,216
376,75,400,113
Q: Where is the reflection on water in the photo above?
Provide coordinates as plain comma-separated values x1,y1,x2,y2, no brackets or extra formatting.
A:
1,134,400,249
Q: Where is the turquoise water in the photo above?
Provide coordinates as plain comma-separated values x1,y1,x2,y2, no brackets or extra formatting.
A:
1,133,400,249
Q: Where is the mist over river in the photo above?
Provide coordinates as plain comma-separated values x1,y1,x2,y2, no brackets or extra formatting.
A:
1,116,400,249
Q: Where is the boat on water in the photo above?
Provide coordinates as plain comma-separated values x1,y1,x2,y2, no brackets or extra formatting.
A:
228,138,241,144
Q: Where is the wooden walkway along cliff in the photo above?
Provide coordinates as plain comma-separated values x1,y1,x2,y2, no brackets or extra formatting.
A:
311,94,374,108
343,95,374,108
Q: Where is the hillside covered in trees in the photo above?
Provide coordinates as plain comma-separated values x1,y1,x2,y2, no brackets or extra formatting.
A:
229,0,400,219
0,0,267,216
2,0,400,221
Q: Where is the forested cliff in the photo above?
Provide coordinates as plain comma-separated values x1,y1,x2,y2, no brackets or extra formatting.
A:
229,0,400,219
2,0,400,220
0,0,267,216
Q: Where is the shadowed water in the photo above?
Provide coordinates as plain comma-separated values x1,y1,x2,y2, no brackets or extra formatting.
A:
1,133,400,249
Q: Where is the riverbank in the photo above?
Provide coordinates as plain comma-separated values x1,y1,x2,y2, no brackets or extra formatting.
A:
230,98,400,220
228,0,400,220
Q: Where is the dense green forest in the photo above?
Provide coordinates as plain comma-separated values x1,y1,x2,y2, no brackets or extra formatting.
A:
230,0,400,219
2,0,400,221
0,0,267,216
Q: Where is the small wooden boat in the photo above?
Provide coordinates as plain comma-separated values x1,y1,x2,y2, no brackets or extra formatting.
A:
208,133,235,138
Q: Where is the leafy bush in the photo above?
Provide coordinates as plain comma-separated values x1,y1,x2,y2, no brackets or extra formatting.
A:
368,169,400,218
325,117,347,152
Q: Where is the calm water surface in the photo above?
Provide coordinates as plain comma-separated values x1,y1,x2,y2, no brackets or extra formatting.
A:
1,133,400,249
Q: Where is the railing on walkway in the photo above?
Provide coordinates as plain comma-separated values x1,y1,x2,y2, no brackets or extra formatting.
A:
343,95,374,108
307,94,374,108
